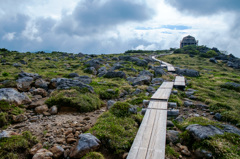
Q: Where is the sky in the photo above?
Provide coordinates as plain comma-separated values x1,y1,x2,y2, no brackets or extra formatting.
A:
0,0,240,56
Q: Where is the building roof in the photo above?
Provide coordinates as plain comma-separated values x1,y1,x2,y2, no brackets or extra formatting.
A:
181,35,197,43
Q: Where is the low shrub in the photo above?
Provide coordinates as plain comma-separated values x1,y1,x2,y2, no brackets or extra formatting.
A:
0,80,16,88
110,102,131,117
0,131,38,159
128,95,150,105
165,145,180,158
200,133,240,159
2,72,9,77
89,112,138,155
0,100,24,128
45,89,103,112
82,152,105,159
99,89,119,99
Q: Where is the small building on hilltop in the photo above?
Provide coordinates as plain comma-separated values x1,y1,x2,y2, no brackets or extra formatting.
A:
180,35,198,48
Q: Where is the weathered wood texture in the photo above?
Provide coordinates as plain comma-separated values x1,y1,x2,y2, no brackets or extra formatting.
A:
151,82,173,101
174,76,185,87
127,101,168,159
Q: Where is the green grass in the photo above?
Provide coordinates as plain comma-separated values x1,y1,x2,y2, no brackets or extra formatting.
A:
165,145,180,158
45,89,103,112
160,54,240,126
89,112,139,155
175,117,222,130
0,131,38,159
82,152,105,159
0,100,25,128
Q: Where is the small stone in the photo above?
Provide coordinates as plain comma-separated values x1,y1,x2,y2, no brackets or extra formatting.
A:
29,116,38,122
84,117,90,120
184,101,193,107
35,105,49,114
69,133,100,158
30,143,43,155
214,113,222,121
32,149,53,159
168,102,177,109
43,112,51,116
12,114,27,123
66,138,76,144
167,120,174,127
49,106,58,115
49,145,64,159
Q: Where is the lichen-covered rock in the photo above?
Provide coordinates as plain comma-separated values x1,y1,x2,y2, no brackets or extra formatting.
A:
222,124,240,136
0,88,31,105
12,114,27,123
166,130,179,144
35,105,49,114
127,76,151,86
34,78,48,90
69,73,79,78
33,88,48,97
18,71,41,80
186,124,224,140
176,68,200,77
0,130,18,139
16,77,33,92
84,67,97,75
49,105,58,115
69,133,100,158
30,143,43,155
49,145,64,159
104,71,126,79
49,78,94,93
73,76,92,84
32,149,53,159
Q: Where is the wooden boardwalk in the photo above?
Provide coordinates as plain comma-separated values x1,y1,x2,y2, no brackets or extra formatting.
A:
127,101,168,159
152,56,175,72
174,76,185,89
128,57,187,159
151,82,173,101
128,81,174,159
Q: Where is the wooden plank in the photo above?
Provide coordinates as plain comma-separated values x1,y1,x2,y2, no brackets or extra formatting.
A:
160,82,174,89
148,101,168,109
161,64,167,68
175,76,185,82
151,89,172,101
127,109,152,159
146,109,168,159
168,67,175,72
174,81,185,86
127,101,168,159
130,109,157,159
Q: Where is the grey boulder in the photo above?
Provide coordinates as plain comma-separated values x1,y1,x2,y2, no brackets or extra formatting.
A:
0,88,31,105
16,77,33,92
69,133,100,158
104,71,126,79
186,124,224,140
49,78,94,93
74,76,92,84
166,130,179,144
176,68,200,77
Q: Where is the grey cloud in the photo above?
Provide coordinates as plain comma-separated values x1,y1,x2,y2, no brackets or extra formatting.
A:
56,0,154,35
165,0,240,15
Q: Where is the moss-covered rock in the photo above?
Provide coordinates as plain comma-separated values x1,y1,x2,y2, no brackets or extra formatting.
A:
89,112,138,155
110,102,130,117
0,131,38,159
82,152,105,159
45,89,103,112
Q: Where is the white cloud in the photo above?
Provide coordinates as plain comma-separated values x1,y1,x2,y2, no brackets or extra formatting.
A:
2,32,16,41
